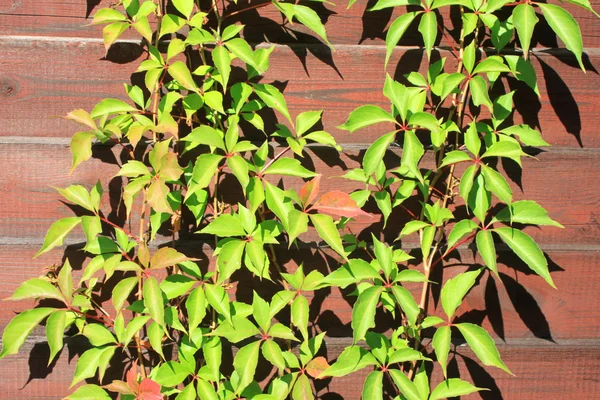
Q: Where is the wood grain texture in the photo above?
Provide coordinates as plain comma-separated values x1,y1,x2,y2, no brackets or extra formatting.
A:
1,243,598,341
1,0,599,48
0,142,597,245
1,39,599,148
1,337,599,399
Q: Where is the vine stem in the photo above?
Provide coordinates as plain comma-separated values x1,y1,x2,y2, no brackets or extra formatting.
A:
99,216,142,242
224,1,272,19
135,188,148,378
408,8,470,380
260,145,291,175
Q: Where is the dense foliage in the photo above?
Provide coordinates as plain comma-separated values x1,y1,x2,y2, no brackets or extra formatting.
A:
1,0,594,398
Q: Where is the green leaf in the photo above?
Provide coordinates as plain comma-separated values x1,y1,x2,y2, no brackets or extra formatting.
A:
501,124,548,146
8,278,64,302
537,4,585,71
495,200,563,228
46,310,67,365
287,4,331,47
292,373,314,400
447,220,478,249
432,325,451,377
430,378,486,400
493,227,555,288
264,158,316,178
440,269,481,320
324,259,380,288
201,214,246,237
287,210,309,245
401,130,424,182
400,220,430,237
83,323,116,347
253,84,292,124
363,131,396,177
71,347,104,387
176,383,197,400
122,316,151,345
169,61,198,91
148,322,165,360
0,308,55,359
468,174,490,223
186,286,207,331
469,75,493,113
197,379,219,400
191,154,223,189
160,275,195,299
172,0,193,19
455,323,511,374
391,286,420,326
481,165,513,204
309,214,347,260
563,0,599,17
440,150,472,168
388,369,422,400
320,345,378,377
144,276,165,327
64,385,111,400
296,110,322,136
362,371,384,400
225,38,260,71
476,230,498,275
155,361,190,387
512,4,538,57
56,185,95,212
262,339,286,374
70,132,95,173
233,340,261,393
473,58,511,75
35,217,81,258
111,276,138,313
291,295,309,340
419,12,437,59
351,286,383,343
90,98,136,119
370,0,421,10
217,239,245,283
205,283,231,323
385,13,419,67
337,105,396,132
184,125,226,150
228,155,250,189
481,141,523,166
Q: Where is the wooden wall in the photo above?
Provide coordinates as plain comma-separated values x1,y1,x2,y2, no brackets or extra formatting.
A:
1,0,600,398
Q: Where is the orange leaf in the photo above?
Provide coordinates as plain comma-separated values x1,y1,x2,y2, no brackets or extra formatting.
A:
299,175,321,208
306,356,330,378
137,378,163,400
312,190,374,219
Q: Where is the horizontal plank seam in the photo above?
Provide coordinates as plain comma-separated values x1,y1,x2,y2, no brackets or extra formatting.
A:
9,336,600,349
0,237,599,252
2,35,600,56
0,137,599,155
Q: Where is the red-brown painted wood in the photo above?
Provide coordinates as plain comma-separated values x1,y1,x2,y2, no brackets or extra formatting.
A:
0,143,597,245
1,338,598,399
1,244,598,341
1,39,599,148
1,0,599,48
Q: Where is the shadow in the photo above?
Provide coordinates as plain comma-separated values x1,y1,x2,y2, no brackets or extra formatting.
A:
359,0,392,44
226,3,342,78
103,43,145,65
536,56,583,147
461,354,502,399
85,0,102,19
500,272,554,341
485,274,505,341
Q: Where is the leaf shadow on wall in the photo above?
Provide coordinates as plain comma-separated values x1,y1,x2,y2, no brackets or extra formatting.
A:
223,1,343,78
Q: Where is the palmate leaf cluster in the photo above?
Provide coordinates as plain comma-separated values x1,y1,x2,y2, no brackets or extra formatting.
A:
0,0,592,398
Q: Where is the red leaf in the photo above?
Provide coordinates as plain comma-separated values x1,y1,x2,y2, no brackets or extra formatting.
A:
299,175,321,208
137,378,163,400
126,366,139,392
306,356,330,379
312,190,374,219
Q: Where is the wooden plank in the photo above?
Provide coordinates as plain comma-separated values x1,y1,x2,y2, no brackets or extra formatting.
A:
1,243,599,340
0,142,597,245
1,337,598,399
2,0,600,48
1,38,598,148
